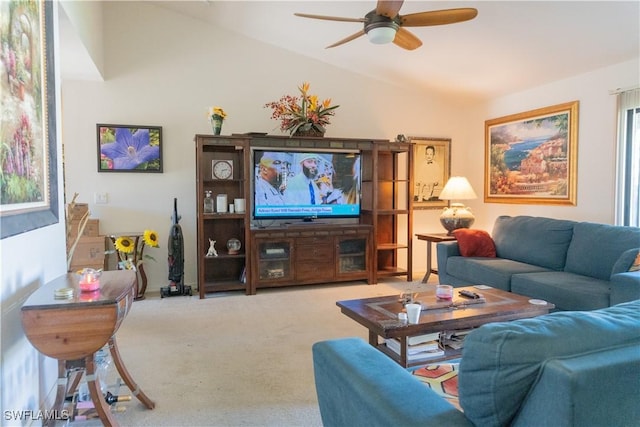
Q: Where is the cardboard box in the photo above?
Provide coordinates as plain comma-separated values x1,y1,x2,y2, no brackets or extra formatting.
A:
69,261,106,273
69,236,106,268
67,218,100,243
67,203,89,220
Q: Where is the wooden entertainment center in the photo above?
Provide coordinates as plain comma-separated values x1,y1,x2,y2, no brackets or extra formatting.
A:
195,134,413,298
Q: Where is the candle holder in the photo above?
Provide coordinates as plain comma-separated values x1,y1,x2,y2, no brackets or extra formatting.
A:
78,268,101,292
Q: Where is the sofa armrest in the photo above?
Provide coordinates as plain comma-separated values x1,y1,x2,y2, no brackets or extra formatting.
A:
610,270,640,305
312,338,471,427
513,343,640,427
436,241,461,285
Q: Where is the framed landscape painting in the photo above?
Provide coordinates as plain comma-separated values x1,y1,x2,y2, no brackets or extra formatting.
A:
409,137,451,210
97,124,163,173
1,0,59,239
484,101,579,205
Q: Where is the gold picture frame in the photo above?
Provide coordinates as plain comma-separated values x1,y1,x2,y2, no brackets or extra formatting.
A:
484,101,579,205
409,137,451,210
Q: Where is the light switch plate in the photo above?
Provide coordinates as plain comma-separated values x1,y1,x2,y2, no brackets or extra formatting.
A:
94,192,108,204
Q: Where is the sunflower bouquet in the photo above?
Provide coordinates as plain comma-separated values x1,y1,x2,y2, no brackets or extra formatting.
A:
112,229,160,271
207,106,227,135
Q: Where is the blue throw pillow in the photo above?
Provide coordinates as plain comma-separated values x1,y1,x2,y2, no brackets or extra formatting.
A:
458,300,640,427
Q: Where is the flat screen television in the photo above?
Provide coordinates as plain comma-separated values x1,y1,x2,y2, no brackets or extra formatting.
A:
252,148,361,220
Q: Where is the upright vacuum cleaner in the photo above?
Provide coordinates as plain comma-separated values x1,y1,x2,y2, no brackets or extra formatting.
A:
161,198,192,297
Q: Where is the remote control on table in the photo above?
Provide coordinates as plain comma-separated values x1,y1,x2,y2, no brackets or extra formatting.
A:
459,290,482,299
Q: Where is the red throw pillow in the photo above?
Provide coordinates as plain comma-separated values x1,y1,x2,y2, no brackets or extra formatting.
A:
452,229,496,257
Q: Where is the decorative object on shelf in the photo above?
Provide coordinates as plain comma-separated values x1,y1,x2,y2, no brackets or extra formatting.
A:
97,124,163,173
211,159,233,180
438,176,477,235
485,101,578,205
204,191,214,213
234,198,246,213
206,238,218,257
264,82,339,136
216,194,228,213
409,136,451,210
208,106,227,135
226,238,241,255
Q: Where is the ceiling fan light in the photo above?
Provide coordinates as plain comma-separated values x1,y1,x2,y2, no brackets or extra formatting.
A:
367,26,396,44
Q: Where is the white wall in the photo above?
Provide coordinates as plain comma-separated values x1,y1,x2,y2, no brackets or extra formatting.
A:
460,59,639,233
1,2,66,422
61,1,462,292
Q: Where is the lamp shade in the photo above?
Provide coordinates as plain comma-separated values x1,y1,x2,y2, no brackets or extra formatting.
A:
439,176,477,200
438,176,477,235
367,26,397,44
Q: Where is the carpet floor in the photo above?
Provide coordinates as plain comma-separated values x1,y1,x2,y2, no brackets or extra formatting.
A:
73,277,434,426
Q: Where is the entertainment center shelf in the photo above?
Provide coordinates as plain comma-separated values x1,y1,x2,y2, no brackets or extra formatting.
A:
195,134,413,297
250,224,372,294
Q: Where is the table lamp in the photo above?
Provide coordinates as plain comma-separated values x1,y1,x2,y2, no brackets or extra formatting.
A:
438,176,477,235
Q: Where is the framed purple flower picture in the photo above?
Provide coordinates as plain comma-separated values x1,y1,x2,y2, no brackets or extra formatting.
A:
97,124,163,173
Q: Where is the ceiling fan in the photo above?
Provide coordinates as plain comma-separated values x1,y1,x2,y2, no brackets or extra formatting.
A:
294,0,477,50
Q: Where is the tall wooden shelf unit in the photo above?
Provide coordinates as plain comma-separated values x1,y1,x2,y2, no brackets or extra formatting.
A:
195,134,412,297
196,135,251,297
361,141,413,282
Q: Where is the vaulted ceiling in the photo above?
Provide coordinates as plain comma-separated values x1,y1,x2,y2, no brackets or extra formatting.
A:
62,1,640,101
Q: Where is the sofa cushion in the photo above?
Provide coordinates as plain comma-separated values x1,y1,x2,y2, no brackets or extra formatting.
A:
492,216,576,270
511,271,611,311
452,229,496,257
446,257,550,291
565,222,640,280
458,300,640,427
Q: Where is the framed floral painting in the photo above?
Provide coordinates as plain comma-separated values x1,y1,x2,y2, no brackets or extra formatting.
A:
1,0,59,239
484,101,578,205
409,137,451,210
97,124,163,173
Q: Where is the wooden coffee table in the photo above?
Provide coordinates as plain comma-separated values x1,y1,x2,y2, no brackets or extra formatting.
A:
337,285,555,367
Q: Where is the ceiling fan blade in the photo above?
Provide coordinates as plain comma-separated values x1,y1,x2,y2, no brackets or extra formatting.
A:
326,30,366,48
376,0,404,18
400,8,478,27
393,27,422,50
294,13,365,23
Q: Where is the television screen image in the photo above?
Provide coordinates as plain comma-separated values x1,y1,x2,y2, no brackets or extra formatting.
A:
253,149,361,220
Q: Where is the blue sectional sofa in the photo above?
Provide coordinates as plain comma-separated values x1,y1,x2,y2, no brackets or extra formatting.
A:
436,216,640,310
312,300,640,427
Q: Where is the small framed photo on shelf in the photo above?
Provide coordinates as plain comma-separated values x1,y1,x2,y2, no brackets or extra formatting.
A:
409,137,451,210
97,124,163,173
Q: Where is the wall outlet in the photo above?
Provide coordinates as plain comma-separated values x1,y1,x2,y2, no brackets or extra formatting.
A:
94,192,108,204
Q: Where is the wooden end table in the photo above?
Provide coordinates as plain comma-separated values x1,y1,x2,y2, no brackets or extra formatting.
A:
415,233,456,283
337,285,555,367
21,271,155,426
